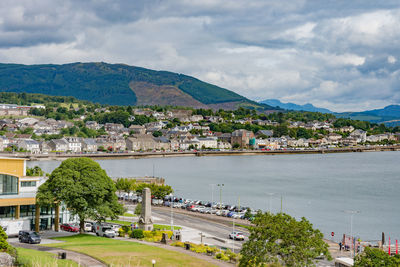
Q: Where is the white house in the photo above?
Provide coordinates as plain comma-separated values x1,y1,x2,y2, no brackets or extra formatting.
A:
17,139,40,154
64,137,82,152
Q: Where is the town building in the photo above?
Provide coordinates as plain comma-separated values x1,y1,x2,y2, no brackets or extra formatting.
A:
0,158,75,236
231,129,255,148
126,135,158,151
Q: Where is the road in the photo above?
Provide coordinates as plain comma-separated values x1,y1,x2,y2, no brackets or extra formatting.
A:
125,204,336,266
125,204,248,251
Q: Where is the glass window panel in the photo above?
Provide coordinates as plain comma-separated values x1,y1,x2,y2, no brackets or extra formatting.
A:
0,174,18,195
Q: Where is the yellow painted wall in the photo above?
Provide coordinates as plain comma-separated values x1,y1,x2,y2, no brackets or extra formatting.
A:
0,158,25,177
0,197,36,207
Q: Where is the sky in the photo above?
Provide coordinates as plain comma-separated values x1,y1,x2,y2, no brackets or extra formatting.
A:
0,1,399,112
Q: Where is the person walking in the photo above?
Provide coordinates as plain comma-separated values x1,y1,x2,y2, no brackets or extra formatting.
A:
339,242,342,251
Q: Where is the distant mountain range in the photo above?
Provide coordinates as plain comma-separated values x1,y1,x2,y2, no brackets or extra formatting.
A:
260,99,400,126
0,62,273,111
335,105,400,126
260,99,333,113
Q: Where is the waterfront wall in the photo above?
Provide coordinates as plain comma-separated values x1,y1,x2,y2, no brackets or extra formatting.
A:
0,145,399,161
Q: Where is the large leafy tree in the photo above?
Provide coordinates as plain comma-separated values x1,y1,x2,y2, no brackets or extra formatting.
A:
135,183,173,199
239,212,331,267
37,158,124,233
354,247,400,266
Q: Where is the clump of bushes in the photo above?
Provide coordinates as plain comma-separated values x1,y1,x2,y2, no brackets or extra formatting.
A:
118,228,125,237
171,241,185,248
130,229,144,239
169,240,239,262
215,252,230,261
189,243,208,254
0,226,17,263
118,225,133,237
142,230,173,242
128,229,173,242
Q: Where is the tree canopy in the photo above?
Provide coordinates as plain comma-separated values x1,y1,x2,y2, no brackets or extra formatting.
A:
239,212,331,267
26,166,45,176
36,158,124,233
354,247,400,267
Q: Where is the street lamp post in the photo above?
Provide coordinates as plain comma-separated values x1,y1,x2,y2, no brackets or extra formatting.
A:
344,210,360,258
232,196,240,253
169,193,173,231
210,184,216,205
217,184,224,210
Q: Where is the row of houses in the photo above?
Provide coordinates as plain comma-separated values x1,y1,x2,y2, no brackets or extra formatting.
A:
1,128,399,154
0,134,233,153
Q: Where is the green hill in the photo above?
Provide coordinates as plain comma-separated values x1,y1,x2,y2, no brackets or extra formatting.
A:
0,62,269,110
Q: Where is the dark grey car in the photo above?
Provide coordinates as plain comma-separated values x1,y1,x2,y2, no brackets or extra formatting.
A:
19,231,41,244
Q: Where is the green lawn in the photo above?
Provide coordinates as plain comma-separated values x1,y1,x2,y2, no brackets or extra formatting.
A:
233,222,252,230
123,212,136,217
106,220,134,225
16,247,79,267
154,224,182,231
45,234,215,267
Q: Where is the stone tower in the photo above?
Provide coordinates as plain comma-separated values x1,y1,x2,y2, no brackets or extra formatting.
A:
138,187,153,231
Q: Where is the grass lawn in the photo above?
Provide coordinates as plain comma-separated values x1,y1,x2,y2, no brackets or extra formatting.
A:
106,220,134,226
106,220,182,230
16,247,79,267
45,234,215,267
123,212,136,217
233,222,252,230
153,224,182,231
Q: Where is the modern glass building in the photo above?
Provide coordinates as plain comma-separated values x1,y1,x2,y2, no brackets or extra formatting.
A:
0,158,76,235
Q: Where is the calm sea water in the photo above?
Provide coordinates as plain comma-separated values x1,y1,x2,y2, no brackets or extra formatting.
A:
29,151,400,241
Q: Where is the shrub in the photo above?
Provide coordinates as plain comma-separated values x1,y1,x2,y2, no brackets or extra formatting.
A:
130,229,144,239
225,249,238,262
171,241,185,248
118,228,125,237
215,252,230,261
142,230,173,242
143,231,153,239
206,246,219,255
190,244,208,254
0,226,11,251
122,225,130,232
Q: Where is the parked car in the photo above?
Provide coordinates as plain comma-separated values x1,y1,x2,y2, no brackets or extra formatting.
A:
186,204,195,211
229,231,245,241
19,231,41,244
197,206,206,213
84,222,93,232
60,223,79,232
111,224,121,232
227,211,236,217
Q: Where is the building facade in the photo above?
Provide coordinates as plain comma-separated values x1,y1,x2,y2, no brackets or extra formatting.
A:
0,158,75,236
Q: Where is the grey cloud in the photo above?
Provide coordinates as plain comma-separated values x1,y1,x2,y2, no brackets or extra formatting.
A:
0,0,399,111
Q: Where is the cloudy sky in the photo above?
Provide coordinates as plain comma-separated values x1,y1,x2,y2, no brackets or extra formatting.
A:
0,0,399,111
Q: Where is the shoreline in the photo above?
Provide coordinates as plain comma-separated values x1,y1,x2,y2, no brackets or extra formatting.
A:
1,145,399,161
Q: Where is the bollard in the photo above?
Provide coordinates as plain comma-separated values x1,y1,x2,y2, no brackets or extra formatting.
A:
58,252,67,259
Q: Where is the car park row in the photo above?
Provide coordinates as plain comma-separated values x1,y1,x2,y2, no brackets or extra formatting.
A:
120,193,257,221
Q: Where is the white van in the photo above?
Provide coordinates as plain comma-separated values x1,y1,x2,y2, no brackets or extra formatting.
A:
95,224,116,238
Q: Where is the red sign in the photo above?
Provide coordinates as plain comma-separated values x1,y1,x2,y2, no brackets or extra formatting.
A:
331,232,334,237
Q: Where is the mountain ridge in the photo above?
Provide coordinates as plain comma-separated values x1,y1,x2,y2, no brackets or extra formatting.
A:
260,98,400,125
0,62,272,110
259,99,333,113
